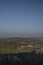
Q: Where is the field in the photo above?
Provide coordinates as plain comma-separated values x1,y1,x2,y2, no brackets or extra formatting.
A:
0,37,43,54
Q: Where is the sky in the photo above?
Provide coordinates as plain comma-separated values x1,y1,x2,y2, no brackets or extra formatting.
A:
0,0,43,38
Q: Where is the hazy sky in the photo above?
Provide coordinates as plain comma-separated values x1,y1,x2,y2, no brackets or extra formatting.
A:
0,0,43,37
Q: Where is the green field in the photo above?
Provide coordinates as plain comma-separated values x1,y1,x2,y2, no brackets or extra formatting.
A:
0,39,43,54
